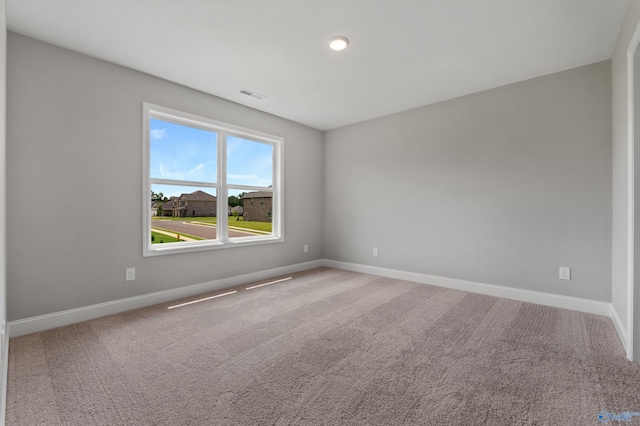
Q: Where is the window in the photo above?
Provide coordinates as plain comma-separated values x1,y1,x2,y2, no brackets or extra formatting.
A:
143,103,283,256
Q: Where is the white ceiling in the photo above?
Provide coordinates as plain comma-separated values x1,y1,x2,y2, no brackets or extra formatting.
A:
6,0,630,131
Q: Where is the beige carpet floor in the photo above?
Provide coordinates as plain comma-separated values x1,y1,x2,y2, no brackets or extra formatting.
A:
6,267,640,425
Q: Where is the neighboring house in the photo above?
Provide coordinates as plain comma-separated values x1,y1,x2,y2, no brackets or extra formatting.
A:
161,200,173,217
163,190,217,217
151,199,174,217
229,205,243,216
242,191,272,222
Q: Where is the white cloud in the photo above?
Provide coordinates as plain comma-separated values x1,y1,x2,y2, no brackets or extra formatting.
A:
150,128,167,139
158,163,208,181
187,163,204,178
228,174,259,181
158,163,186,180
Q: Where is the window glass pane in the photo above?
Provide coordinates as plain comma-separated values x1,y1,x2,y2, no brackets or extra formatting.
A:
226,135,273,187
228,188,273,239
151,184,218,244
150,118,217,182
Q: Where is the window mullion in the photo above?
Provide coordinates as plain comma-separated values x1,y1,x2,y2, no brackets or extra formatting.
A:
149,178,218,188
218,131,229,242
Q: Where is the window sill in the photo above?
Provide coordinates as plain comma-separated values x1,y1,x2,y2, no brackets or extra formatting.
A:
143,235,284,257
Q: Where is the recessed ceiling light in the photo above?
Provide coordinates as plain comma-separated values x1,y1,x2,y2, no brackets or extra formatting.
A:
329,36,349,51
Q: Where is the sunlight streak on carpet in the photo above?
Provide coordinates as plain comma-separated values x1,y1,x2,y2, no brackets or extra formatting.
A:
245,277,292,290
167,291,237,309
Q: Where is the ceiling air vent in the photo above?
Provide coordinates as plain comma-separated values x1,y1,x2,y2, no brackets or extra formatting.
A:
240,88,267,100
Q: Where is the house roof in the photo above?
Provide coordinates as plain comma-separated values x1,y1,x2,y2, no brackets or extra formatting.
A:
152,202,163,210
178,190,216,201
242,191,273,199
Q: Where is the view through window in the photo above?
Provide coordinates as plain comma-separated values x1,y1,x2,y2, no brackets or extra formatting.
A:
144,103,283,256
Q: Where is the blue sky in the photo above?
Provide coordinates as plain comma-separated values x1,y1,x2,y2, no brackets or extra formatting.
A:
150,118,273,199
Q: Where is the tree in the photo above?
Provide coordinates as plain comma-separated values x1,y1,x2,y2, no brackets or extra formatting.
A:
151,191,169,202
228,192,247,207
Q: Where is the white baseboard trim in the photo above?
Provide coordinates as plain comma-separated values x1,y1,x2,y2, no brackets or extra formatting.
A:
7,258,616,341
323,259,611,317
610,304,631,359
8,259,323,338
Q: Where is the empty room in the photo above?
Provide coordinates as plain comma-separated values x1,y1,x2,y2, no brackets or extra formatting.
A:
1,0,640,425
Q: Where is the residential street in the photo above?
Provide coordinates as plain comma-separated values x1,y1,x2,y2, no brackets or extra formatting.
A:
152,219,259,239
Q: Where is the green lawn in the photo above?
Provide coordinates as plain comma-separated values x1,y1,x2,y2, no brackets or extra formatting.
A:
153,216,272,233
227,218,272,233
156,216,218,224
151,231,184,244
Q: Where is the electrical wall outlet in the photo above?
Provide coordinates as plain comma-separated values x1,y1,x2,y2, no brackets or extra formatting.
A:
373,247,379,257
126,267,136,282
559,267,571,280
304,244,308,253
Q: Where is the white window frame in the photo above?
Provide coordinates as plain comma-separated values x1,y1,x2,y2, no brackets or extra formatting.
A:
142,102,284,257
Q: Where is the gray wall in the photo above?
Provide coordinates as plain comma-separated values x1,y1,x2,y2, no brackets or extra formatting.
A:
4,31,617,331
324,61,612,302
612,1,640,361
6,33,324,321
